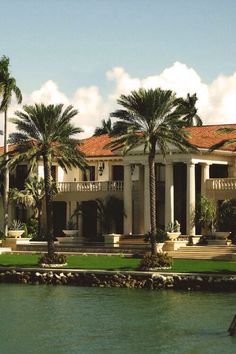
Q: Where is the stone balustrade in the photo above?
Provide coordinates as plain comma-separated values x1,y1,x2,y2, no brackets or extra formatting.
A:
206,178,236,191
57,181,124,193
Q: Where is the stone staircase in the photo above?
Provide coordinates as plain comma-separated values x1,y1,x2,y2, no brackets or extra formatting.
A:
169,245,236,260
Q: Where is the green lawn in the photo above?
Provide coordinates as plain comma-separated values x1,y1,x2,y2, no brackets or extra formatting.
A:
0,253,236,273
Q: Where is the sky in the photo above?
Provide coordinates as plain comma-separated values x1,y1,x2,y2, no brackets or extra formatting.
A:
1,0,236,141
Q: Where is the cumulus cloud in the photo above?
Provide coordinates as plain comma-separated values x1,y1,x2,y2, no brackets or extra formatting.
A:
30,80,69,105
1,61,236,145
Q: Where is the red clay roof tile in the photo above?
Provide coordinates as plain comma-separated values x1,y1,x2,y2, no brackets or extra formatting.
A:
184,124,236,151
78,134,115,157
1,125,236,157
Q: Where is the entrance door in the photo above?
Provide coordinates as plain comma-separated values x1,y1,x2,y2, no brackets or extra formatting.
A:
53,201,66,237
82,201,97,239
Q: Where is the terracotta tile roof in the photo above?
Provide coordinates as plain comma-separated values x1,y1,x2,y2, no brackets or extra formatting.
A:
78,134,115,157
184,124,236,151
79,125,236,156
1,125,236,158
0,144,15,154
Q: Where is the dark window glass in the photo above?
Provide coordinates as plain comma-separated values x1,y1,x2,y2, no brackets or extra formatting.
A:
112,165,124,181
15,165,28,189
83,166,95,181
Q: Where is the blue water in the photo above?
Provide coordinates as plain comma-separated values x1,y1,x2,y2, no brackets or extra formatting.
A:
0,284,235,354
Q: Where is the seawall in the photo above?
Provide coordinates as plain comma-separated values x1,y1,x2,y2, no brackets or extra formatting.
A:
1,267,236,291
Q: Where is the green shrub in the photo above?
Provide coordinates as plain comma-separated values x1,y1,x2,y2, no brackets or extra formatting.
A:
9,219,24,230
27,218,38,239
38,253,67,265
0,230,4,239
144,229,168,243
139,253,173,270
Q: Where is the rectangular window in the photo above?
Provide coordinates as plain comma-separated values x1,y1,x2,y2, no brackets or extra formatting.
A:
112,165,124,181
83,166,95,181
15,165,28,189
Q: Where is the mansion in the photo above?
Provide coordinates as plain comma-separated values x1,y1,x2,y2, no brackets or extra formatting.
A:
3,124,236,238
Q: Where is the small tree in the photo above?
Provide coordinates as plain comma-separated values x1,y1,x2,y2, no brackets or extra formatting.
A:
195,195,216,235
9,175,58,238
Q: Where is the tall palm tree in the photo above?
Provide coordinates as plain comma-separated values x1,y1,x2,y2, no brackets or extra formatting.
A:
5,103,87,258
94,118,113,136
109,88,198,255
0,55,22,237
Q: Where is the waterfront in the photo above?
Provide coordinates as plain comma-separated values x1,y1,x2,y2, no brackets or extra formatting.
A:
0,284,235,354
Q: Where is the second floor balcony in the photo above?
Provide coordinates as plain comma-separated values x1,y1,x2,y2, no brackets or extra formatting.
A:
57,180,124,193
206,178,236,191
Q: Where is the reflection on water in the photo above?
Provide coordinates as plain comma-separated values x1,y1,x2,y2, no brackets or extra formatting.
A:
0,284,235,354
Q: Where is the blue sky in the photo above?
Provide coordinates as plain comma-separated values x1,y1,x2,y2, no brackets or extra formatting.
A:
1,0,236,136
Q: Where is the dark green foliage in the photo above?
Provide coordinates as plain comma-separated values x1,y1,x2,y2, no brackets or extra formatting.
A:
38,253,67,265
94,118,113,136
218,199,236,230
0,230,4,239
195,195,216,235
144,229,168,243
139,253,173,270
27,218,39,239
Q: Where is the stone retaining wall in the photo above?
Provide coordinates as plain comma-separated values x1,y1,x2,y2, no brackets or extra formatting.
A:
1,268,236,291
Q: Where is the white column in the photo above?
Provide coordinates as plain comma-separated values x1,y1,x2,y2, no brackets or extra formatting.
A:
143,163,150,233
186,162,196,235
123,164,133,234
165,162,174,228
201,163,210,196
138,164,145,233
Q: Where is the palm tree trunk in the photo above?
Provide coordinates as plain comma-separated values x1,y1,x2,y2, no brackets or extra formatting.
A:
149,143,157,256
43,155,54,258
3,110,9,238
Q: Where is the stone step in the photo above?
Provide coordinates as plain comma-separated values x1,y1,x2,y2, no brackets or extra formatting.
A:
0,247,12,254
170,245,236,260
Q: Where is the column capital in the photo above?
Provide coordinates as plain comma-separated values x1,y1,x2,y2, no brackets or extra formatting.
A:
186,161,196,166
200,162,212,166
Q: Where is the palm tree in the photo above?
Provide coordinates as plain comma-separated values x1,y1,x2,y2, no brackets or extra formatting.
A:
9,175,58,238
0,55,22,237
109,88,198,255
175,93,202,127
94,118,113,136
5,103,87,259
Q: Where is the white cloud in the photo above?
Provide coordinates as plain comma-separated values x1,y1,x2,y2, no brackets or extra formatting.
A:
30,80,69,105
1,62,236,145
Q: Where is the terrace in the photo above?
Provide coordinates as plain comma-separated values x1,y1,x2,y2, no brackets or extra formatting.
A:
57,180,124,193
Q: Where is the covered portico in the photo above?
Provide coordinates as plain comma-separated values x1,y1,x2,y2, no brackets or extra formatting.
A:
122,151,231,236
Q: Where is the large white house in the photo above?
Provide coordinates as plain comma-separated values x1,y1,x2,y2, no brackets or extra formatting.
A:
3,124,236,239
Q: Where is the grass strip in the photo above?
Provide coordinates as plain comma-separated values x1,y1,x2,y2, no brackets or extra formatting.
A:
0,254,236,273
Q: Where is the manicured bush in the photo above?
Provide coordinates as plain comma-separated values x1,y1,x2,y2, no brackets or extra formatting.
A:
38,253,67,265
139,253,173,270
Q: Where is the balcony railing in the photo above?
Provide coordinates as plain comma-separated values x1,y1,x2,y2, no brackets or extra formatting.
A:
57,181,124,193
206,178,236,191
